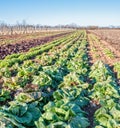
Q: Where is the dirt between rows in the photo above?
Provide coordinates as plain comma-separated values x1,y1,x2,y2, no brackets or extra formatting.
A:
88,30,120,53
87,31,120,64
0,32,72,59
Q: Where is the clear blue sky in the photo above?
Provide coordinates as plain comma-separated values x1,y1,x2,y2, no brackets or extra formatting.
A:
0,0,120,26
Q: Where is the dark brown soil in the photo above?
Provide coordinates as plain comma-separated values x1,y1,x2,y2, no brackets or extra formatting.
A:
84,103,101,128
0,32,72,59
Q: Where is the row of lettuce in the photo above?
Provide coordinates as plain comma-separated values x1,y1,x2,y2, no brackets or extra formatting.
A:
88,33,120,81
0,31,88,127
88,33,120,127
0,32,81,102
0,31,120,128
90,61,120,128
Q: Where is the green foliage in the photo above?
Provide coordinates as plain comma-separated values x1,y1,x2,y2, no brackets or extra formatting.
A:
32,71,52,87
1,31,119,128
89,60,114,82
95,104,120,128
35,86,90,128
90,61,120,128
0,89,11,102
0,94,41,127
114,62,120,78
104,48,115,58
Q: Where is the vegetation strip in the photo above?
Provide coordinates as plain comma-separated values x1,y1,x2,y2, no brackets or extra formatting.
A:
0,30,120,128
0,31,72,59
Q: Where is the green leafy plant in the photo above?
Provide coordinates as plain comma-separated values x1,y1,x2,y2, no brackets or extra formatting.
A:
32,71,52,87
104,48,115,58
0,89,11,102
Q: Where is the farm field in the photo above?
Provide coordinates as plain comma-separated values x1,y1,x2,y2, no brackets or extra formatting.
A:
0,30,120,128
87,30,120,82
89,29,120,52
0,31,72,59
0,30,70,45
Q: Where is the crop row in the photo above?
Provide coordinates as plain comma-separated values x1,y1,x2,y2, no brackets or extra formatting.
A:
0,31,88,127
0,32,83,103
0,31,90,127
88,33,120,82
0,31,120,128
89,60,120,127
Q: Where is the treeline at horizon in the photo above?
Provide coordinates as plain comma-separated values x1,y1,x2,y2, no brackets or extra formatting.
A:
0,20,120,35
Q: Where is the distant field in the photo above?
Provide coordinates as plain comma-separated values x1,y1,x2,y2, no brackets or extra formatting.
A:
0,31,73,59
89,29,120,52
0,30,70,45
0,30,120,128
